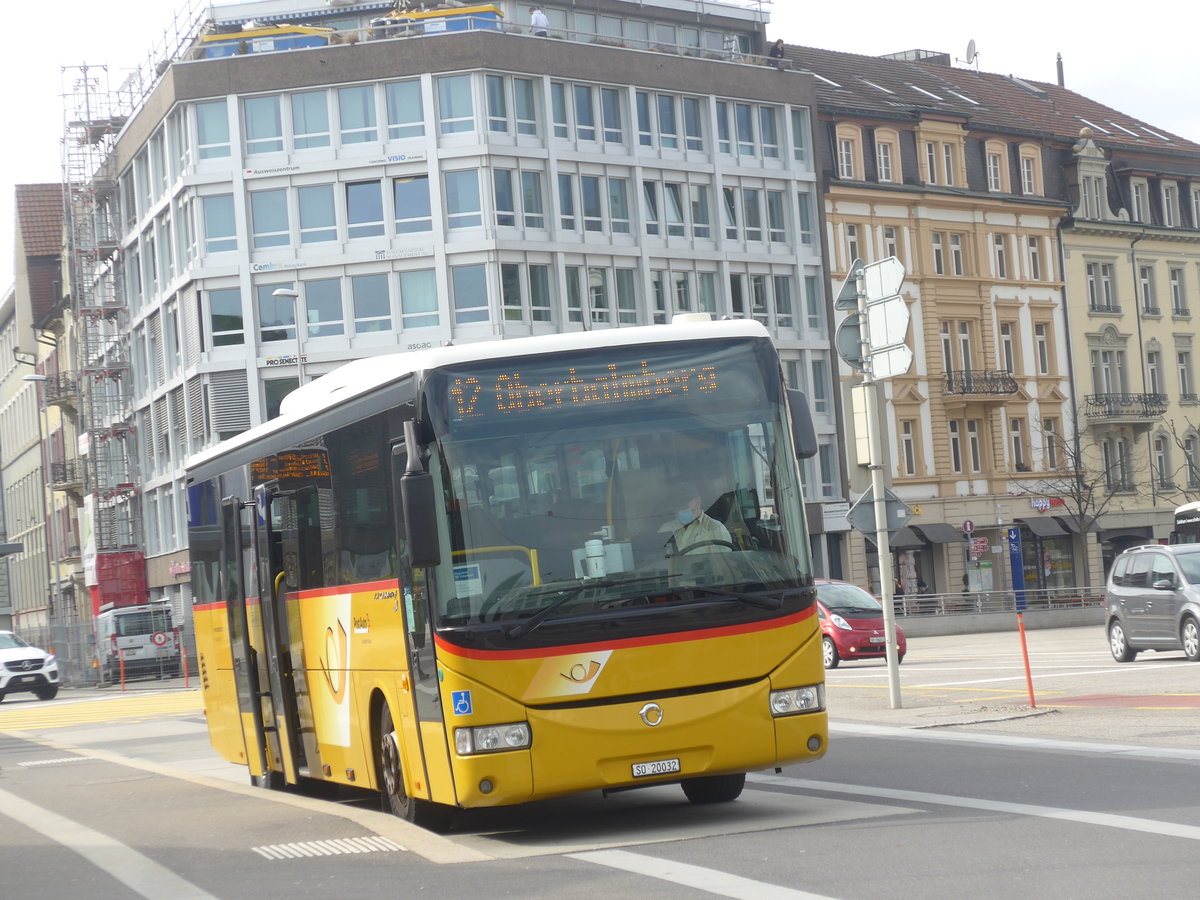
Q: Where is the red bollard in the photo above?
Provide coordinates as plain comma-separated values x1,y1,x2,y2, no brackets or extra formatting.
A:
1016,612,1036,709
119,648,126,692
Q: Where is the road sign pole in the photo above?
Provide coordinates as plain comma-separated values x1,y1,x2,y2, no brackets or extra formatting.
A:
855,269,903,710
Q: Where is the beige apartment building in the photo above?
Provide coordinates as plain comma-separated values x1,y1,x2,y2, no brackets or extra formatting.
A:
788,45,1200,600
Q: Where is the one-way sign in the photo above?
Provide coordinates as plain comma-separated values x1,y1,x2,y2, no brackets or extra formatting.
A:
845,486,915,536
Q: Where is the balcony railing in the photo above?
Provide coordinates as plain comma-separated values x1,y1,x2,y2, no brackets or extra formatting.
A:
50,458,86,491
1084,392,1167,420
44,372,81,407
943,369,1019,396
1088,303,1121,314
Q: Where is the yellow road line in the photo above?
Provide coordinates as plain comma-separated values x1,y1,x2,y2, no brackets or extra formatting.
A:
0,691,204,731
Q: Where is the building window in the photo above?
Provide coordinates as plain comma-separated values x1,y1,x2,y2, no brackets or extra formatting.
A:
967,420,982,473
399,269,438,329
759,107,780,158
394,175,432,234
202,195,236,253
1086,262,1117,310
610,178,631,234
682,96,703,150
444,170,482,228
1148,351,1162,394
884,226,898,259
735,103,755,157
875,140,893,182
1154,437,1170,488
932,232,945,275
303,279,345,337
575,85,598,142
250,189,289,248
196,101,230,159
950,234,964,275
810,357,829,414
1131,181,1148,223
1043,418,1059,469
1020,155,1038,195
346,181,385,238
1139,265,1157,314
1163,183,1179,227
837,138,855,179
1035,323,1050,375
209,287,243,346
338,85,378,144
437,75,474,134
1179,351,1195,400
451,264,488,324
949,421,962,473
298,185,336,244
485,75,508,133
1000,323,1016,374
993,234,1008,279
1171,267,1188,316
385,80,424,140
790,108,811,165
1186,435,1200,487
1028,236,1042,280
257,283,297,344
943,144,955,187
596,87,621,143
987,152,1003,191
900,420,916,475
351,274,391,333
796,192,814,245
244,95,283,155
1011,418,1027,471
846,224,860,264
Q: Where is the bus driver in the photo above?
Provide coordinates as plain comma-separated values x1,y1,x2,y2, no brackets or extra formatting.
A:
667,482,733,556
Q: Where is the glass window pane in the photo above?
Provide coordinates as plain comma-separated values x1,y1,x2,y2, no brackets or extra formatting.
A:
298,185,336,243
196,101,230,159
452,264,489,323
400,269,439,328
209,287,244,346
352,273,391,332
250,189,289,248
530,265,551,322
346,181,385,238
438,74,474,134
202,195,236,252
394,175,432,233
445,170,482,228
304,278,344,337
291,91,330,148
244,96,283,154
385,80,424,140
339,85,378,143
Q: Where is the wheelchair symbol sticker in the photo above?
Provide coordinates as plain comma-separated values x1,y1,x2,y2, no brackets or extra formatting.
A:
451,690,473,716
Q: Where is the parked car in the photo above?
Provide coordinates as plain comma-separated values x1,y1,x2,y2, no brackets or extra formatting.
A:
816,579,906,668
1105,544,1200,662
0,631,60,701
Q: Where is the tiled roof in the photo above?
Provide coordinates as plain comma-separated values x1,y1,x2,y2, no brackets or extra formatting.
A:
15,184,64,257
785,44,1200,154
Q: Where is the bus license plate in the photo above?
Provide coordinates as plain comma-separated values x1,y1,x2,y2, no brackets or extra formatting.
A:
631,758,680,778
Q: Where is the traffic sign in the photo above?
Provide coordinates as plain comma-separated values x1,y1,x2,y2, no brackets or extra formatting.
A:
833,256,912,381
845,486,915,536
962,519,975,534
862,256,905,300
151,631,168,647
833,258,866,310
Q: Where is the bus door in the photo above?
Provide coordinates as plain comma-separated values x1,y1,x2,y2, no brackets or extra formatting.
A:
388,442,455,803
254,483,309,784
220,496,276,783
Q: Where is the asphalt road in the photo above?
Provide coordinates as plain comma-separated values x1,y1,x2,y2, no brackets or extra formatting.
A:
1,625,1197,899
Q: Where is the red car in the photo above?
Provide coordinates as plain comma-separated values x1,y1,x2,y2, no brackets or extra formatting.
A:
816,579,906,668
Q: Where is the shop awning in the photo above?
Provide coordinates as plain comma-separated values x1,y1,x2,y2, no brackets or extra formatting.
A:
1016,516,1067,538
1095,523,1153,543
887,526,926,550
913,523,964,544
1054,515,1101,534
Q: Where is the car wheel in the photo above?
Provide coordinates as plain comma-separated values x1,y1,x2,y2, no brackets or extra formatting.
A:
822,635,839,669
1182,616,1200,662
34,685,58,701
376,702,453,831
1109,620,1137,662
681,772,745,804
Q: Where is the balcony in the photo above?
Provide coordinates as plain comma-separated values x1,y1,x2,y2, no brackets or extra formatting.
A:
943,369,1019,397
44,372,81,409
1084,392,1167,423
50,458,86,493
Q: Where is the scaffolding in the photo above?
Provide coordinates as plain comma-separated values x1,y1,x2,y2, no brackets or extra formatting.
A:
61,64,143,573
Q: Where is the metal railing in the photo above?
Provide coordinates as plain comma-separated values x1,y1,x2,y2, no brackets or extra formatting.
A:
1084,392,1168,419
943,369,1019,396
893,585,1105,617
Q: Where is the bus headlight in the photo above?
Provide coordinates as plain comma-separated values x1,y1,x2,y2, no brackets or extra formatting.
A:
770,684,825,716
455,722,532,755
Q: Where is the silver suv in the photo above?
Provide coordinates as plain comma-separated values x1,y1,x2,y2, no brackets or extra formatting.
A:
1106,544,1200,662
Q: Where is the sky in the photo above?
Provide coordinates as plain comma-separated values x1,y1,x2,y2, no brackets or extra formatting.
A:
3,0,1198,290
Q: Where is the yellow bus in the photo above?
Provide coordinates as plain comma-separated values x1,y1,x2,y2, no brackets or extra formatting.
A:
186,318,827,829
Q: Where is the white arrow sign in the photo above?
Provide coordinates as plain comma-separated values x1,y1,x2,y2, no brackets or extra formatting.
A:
862,256,905,301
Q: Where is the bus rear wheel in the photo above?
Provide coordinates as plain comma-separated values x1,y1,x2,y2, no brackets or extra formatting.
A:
376,703,454,832
681,772,745,804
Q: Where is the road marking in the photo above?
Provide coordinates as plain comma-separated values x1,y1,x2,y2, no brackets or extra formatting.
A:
570,848,838,899
749,773,1200,842
0,786,219,899
0,691,204,731
830,720,1200,761
252,836,405,859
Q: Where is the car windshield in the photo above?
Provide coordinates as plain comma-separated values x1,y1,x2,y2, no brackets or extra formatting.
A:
0,632,30,650
817,583,882,615
1174,549,1200,584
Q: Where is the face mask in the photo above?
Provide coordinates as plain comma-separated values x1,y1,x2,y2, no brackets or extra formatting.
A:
676,508,696,526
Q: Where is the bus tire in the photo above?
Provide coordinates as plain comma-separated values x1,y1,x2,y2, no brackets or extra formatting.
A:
376,703,454,832
681,772,745,804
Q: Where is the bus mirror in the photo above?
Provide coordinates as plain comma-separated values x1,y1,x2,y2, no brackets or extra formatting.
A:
787,389,818,459
401,471,442,568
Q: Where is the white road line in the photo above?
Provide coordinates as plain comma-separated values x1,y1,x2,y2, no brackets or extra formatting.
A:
0,786,219,899
570,848,838,900
749,774,1200,842
830,720,1200,761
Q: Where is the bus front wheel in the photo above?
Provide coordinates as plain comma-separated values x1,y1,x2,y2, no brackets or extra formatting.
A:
681,772,745,804
376,703,454,832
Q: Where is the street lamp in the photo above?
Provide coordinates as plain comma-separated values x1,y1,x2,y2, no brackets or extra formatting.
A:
271,287,305,387
21,373,62,626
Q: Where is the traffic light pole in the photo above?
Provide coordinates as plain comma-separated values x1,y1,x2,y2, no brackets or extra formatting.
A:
853,270,904,710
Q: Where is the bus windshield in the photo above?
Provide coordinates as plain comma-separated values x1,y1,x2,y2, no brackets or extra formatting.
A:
423,338,812,643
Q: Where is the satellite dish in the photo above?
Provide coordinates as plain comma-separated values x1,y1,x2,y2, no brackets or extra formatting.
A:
957,39,979,69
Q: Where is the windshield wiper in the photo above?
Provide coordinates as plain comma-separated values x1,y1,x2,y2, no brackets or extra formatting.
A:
505,575,676,640
685,585,789,610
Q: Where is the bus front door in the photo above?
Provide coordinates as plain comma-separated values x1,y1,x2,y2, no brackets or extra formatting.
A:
220,496,277,784
253,485,308,785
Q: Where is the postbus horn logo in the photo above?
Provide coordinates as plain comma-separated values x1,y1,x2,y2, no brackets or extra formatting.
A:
320,620,349,702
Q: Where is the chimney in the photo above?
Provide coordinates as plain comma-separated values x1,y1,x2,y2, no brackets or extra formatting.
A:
1056,53,1064,87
